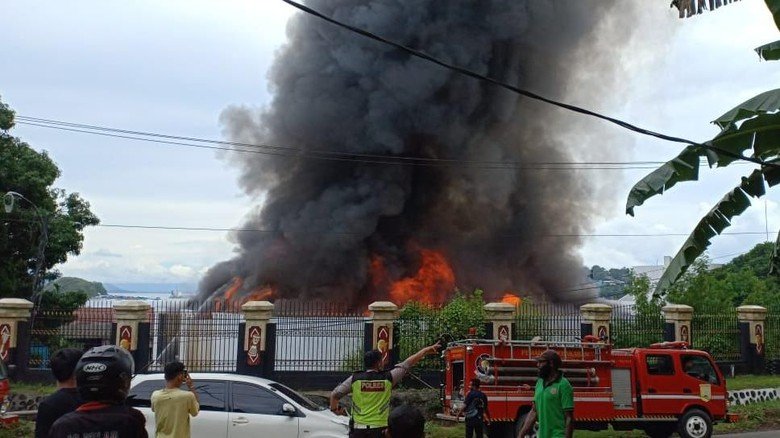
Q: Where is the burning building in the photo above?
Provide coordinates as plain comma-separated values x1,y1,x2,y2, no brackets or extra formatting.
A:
199,1,655,307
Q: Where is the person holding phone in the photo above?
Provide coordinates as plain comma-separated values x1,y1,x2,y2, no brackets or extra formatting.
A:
151,361,200,438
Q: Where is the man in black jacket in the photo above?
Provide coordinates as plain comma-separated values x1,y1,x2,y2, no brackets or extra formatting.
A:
48,345,148,438
35,348,83,438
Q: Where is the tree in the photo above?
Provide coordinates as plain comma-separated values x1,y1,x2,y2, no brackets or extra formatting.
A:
0,97,99,299
627,1,780,297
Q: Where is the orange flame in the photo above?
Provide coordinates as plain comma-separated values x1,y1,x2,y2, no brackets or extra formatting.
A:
244,286,278,303
500,292,522,306
389,248,455,305
223,277,244,302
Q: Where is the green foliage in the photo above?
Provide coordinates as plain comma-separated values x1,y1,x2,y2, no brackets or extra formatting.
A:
0,97,99,298
627,2,780,296
665,248,780,310
44,276,107,298
397,290,486,370
30,290,90,364
610,273,665,348
590,265,630,298
339,349,364,372
0,420,33,438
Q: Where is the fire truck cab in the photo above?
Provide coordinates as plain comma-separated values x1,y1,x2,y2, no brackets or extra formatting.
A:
438,339,727,438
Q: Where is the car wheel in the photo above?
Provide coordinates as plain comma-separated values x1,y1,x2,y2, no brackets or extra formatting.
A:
514,412,538,438
677,408,712,438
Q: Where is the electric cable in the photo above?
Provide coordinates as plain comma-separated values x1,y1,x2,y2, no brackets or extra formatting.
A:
279,0,778,169
15,116,754,171
15,116,677,170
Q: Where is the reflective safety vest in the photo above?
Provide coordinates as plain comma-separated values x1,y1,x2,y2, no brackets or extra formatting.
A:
350,370,393,427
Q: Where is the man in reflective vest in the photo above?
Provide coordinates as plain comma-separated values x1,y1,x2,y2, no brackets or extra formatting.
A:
330,342,441,437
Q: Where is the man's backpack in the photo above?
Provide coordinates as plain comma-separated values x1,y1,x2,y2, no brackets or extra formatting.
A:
464,397,483,419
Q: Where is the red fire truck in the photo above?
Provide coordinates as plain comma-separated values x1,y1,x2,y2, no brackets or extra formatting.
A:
437,338,728,438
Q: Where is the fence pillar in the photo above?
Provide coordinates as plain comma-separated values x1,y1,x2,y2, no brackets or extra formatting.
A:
662,304,693,344
237,301,274,377
368,301,398,365
113,300,151,372
484,302,516,341
737,305,767,374
0,298,34,377
580,303,612,342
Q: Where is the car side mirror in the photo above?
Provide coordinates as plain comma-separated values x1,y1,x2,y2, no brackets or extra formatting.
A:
282,403,296,416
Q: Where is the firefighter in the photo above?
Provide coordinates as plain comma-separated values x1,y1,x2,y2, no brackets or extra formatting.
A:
330,342,441,437
517,350,574,438
48,345,148,438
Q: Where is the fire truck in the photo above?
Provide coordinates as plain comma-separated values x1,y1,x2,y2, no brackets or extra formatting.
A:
437,338,728,438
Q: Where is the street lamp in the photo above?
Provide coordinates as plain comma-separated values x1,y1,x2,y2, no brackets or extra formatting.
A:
3,191,49,298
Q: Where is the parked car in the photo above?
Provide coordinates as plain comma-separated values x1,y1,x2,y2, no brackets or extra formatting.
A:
129,373,349,438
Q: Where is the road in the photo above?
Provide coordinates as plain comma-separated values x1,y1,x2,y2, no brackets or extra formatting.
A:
719,431,780,437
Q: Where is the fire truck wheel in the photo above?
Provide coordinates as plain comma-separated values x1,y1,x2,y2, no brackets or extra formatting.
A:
677,409,713,438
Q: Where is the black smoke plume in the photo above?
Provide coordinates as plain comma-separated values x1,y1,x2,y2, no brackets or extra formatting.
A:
200,1,647,305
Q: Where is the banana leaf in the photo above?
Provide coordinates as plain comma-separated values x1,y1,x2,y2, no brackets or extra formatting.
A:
713,88,780,129
625,146,702,216
767,0,780,31
653,170,767,296
709,112,780,165
756,40,780,61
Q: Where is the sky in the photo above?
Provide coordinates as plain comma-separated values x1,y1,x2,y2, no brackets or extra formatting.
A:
2,0,779,290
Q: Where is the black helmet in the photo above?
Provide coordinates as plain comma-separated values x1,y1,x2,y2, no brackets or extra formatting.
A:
76,345,135,402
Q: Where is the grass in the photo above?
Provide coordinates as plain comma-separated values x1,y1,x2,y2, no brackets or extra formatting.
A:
8,382,55,396
716,399,780,434
725,374,780,391
0,420,33,438
425,399,780,437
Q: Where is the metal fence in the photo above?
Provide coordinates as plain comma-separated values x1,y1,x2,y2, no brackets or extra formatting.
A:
691,312,742,362
272,299,365,372
28,299,115,368
145,299,242,373
515,302,581,342
765,305,780,364
610,304,665,349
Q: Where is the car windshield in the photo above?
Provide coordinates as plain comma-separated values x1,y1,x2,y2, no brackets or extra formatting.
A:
269,382,325,411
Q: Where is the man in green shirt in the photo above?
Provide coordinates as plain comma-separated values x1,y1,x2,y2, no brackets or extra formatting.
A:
517,350,574,438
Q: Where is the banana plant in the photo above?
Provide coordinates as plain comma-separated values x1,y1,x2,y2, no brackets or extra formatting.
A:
628,0,780,296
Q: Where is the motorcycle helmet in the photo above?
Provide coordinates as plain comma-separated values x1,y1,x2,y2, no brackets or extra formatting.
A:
76,345,135,402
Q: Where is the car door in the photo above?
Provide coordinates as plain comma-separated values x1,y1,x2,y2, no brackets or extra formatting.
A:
679,354,727,416
228,381,300,438
129,379,229,438
190,380,230,437
638,352,687,416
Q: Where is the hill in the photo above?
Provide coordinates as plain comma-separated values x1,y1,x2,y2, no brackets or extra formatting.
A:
44,277,107,298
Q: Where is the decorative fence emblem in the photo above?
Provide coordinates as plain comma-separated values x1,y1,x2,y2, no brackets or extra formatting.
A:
597,325,608,341
680,324,690,344
119,326,132,351
756,324,764,356
498,325,509,341
247,326,262,366
0,324,11,362
377,325,390,364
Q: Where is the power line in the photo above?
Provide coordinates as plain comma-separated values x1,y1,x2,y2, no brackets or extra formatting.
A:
15,116,662,169
15,116,752,171
278,0,777,170
56,222,780,238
